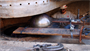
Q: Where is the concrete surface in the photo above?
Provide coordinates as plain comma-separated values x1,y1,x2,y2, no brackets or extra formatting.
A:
0,40,90,51
0,34,90,51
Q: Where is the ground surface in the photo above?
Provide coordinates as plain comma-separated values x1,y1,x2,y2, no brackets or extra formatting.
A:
0,39,90,51
0,25,90,51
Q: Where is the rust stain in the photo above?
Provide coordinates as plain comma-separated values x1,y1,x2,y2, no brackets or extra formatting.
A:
0,5,2,7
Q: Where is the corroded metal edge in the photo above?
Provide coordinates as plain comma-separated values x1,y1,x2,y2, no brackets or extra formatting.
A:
0,0,79,18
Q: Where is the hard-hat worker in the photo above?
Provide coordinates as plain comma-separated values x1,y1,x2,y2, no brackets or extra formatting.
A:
51,5,77,28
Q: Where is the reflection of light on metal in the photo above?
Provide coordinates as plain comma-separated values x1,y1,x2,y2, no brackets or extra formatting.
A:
42,43,64,51
31,14,52,28
38,17,50,27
